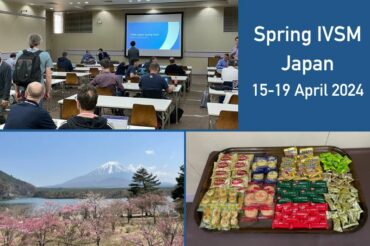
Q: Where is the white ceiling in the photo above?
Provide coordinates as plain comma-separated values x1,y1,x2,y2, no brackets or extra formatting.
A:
7,0,238,11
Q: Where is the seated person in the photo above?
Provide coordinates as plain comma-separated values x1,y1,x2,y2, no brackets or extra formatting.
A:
125,58,140,79
216,53,230,70
81,50,95,64
143,56,158,72
219,60,238,103
4,82,56,129
165,57,185,76
139,63,174,99
90,59,124,96
57,52,73,72
59,85,112,130
98,48,110,61
115,61,127,76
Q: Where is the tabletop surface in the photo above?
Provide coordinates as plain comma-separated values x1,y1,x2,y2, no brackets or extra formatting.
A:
59,95,172,112
52,72,91,77
209,88,238,96
207,103,238,116
208,77,224,84
186,148,370,246
123,83,182,93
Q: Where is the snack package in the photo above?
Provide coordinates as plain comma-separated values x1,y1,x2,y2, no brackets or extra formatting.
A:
278,157,296,181
218,153,233,162
299,147,314,157
284,147,298,158
210,178,230,189
272,202,329,230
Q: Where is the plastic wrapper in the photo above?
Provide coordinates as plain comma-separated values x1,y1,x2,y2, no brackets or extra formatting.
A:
320,152,352,174
210,178,230,189
284,147,298,157
272,202,329,230
324,172,363,232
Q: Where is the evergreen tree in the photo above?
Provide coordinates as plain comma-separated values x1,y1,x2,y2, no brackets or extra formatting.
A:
129,168,161,196
171,165,184,200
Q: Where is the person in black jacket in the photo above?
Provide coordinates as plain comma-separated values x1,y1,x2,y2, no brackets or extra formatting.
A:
98,48,110,61
4,82,56,129
59,85,112,130
57,52,73,72
115,61,127,76
0,56,12,124
165,57,185,76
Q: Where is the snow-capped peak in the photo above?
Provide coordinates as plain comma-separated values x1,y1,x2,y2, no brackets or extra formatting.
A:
99,161,125,174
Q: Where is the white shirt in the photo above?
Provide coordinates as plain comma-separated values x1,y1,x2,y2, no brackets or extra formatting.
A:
222,66,238,82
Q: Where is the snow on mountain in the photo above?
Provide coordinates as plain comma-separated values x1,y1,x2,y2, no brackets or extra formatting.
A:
53,162,133,188
51,161,175,189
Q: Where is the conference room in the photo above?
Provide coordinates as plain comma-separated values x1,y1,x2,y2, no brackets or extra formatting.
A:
0,0,238,130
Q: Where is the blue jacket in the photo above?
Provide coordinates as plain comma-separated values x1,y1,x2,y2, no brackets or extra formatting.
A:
4,100,56,129
57,57,73,72
216,59,228,70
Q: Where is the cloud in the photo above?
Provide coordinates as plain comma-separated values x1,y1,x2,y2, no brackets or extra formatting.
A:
145,149,155,155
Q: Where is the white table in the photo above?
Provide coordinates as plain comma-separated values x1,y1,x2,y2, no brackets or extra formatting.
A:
52,72,91,78
208,71,216,76
209,88,238,103
1,120,155,130
160,65,192,70
52,79,65,85
123,83,182,122
207,103,239,129
74,67,102,72
208,77,224,84
58,95,172,129
207,67,217,71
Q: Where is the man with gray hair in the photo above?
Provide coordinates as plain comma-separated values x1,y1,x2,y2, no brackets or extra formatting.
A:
0,53,12,124
13,34,53,104
4,82,56,129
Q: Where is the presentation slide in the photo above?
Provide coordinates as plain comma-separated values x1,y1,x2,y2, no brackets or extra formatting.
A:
125,13,183,58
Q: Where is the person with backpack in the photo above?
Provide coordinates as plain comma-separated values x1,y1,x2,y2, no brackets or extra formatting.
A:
0,54,12,124
13,34,53,104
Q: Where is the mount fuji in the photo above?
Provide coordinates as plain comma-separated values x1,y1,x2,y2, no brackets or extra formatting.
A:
53,162,134,188
51,161,175,188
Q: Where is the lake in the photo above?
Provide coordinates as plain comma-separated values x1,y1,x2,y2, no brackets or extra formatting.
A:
0,197,173,212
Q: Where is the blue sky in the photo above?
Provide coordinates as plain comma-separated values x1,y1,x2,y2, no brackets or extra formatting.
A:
0,132,184,187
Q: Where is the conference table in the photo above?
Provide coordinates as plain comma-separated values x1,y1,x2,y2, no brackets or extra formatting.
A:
208,71,216,76
52,72,91,84
124,75,189,92
52,72,91,77
207,77,224,84
207,67,217,71
123,82,182,123
58,95,173,129
209,88,238,103
207,102,238,129
0,119,155,130
74,67,103,72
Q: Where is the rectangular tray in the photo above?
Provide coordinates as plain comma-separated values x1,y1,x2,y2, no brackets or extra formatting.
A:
193,146,368,233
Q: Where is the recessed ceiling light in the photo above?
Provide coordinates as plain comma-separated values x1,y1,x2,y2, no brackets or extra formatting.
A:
85,1,89,4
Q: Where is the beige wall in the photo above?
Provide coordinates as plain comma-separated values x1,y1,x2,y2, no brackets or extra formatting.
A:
186,132,370,201
0,1,46,54
48,7,237,74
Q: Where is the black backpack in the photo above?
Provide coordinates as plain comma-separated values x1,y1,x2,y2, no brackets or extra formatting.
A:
13,50,42,87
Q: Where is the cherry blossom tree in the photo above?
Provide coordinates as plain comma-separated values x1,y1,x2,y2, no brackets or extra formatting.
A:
81,192,108,246
22,214,59,246
55,204,92,245
156,216,184,246
145,194,166,224
0,213,21,246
